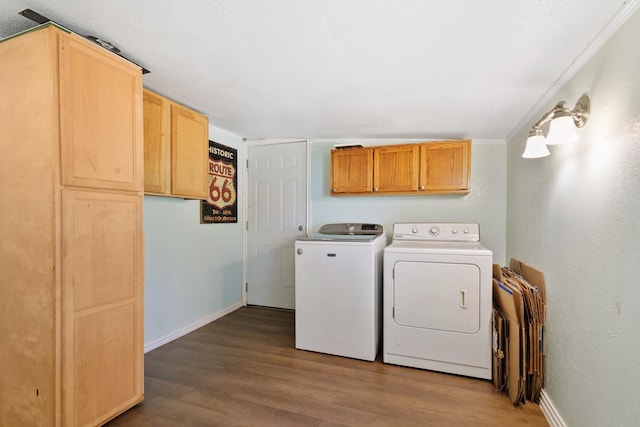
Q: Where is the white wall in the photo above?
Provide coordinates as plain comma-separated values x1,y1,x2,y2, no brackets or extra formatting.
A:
506,8,640,427
310,140,508,264
143,125,245,351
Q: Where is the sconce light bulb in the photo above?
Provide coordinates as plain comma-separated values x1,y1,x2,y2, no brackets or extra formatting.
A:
546,115,579,145
522,133,550,158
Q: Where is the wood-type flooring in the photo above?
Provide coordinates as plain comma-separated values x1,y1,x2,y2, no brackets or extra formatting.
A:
106,306,548,427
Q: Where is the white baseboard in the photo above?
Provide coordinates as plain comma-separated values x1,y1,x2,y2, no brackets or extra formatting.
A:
540,389,567,427
144,301,244,353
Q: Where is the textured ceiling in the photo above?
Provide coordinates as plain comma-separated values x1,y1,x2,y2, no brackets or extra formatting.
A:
1,1,638,140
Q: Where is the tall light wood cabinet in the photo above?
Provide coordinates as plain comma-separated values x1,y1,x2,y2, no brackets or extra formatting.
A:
143,88,209,199
0,24,144,427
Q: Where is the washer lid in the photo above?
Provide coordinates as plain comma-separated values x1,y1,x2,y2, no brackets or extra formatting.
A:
297,233,382,242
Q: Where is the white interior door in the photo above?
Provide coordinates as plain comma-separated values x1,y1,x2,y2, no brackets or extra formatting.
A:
247,141,307,309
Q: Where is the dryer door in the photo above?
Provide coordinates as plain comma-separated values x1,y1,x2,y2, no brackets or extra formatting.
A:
393,261,480,333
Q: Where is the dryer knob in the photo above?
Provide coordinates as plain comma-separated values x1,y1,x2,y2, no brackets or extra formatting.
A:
296,248,303,255
430,226,440,235
412,228,418,234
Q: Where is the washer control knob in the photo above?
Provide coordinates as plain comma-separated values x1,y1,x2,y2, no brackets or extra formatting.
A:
452,228,458,234
430,226,440,236
296,248,303,255
412,227,418,234
463,229,469,234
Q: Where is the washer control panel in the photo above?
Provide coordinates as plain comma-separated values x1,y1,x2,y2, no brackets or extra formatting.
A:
318,223,383,236
393,223,480,242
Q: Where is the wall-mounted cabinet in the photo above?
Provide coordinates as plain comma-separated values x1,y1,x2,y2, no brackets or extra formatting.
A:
143,88,209,199
330,139,471,196
330,146,373,194
419,140,470,192
373,144,420,193
0,24,143,426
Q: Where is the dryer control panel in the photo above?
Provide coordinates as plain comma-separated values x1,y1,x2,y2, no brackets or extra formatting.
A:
392,223,480,242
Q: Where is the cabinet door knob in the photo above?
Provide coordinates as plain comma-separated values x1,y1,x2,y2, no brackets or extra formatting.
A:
373,187,378,192
419,185,425,190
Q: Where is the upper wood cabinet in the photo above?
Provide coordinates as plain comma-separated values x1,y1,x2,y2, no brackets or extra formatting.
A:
330,147,373,194
373,144,420,193
419,140,470,193
0,24,143,427
143,90,169,193
330,139,471,196
143,88,209,199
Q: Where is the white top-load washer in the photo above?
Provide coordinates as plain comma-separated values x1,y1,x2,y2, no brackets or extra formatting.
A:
383,223,493,379
295,223,386,361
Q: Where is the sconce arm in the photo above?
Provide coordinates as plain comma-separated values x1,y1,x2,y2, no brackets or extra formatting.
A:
530,95,590,131
531,101,568,130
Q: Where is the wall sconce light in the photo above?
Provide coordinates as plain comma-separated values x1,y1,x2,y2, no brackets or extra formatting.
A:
522,94,590,158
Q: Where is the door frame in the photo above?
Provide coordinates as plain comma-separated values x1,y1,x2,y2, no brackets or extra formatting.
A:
242,139,311,307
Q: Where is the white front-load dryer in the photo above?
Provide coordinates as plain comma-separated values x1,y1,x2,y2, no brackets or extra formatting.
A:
383,223,493,379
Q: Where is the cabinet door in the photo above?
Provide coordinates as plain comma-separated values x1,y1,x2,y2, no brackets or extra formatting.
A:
61,189,143,427
331,148,373,194
59,33,143,192
420,140,470,192
373,144,419,193
170,103,209,199
143,89,170,194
